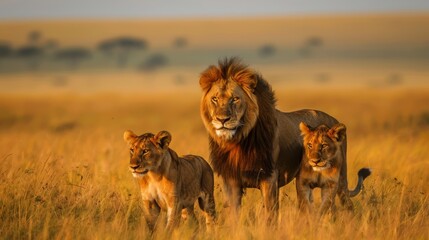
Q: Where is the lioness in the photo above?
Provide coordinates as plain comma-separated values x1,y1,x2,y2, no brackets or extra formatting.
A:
297,122,371,214
123,130,216,232
199,58,349,222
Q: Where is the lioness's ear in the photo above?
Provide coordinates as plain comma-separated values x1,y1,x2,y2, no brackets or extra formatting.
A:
328,123,346,142
124,130,137,145
154,131,172,149
299,122,311,136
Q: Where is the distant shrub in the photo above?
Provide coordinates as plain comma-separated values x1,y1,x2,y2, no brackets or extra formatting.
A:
139,53,168,71
306,36,323,48
299,36,324,58
15,45,44,70
28,31,41,45
258,44,276,57
55,47,92,69
15,46,44,58
386,73,403,86
173,37,188,48
52,121,78,133
98,37,148,67
0,43,12,58
314,73,331,84
418,112,429,127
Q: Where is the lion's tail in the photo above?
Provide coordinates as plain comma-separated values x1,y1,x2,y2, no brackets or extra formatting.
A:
349,168,372,197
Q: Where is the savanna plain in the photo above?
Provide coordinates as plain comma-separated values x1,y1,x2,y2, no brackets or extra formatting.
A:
1,86,428,239
1,13,429,240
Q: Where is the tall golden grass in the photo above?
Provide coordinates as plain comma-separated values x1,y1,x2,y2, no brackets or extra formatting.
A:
0,88,428,239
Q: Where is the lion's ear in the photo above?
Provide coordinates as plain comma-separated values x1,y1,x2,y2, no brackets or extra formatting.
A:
200,65,221,92
234,70,258,92
328,123,346,142
299,122,312,136
154,131,172,149
124,130,138,145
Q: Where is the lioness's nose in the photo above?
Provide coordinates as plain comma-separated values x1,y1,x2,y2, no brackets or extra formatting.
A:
130,165,139,170
217,117,231,124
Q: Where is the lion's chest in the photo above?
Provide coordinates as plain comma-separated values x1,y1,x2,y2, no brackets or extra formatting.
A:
138,176,200,209
302,167,339,188
139,180,175,210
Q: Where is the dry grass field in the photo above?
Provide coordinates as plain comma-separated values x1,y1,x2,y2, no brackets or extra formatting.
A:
1,13,429,239
0,86,428,239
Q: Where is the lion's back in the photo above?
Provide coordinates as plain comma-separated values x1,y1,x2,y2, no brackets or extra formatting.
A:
179,155,214,192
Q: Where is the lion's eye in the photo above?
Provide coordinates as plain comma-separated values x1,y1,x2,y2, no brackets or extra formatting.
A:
142,149,149,155
232,97,240,102
322,144,328,149
211,97,218,103
130,148,134,154
307,143,312,149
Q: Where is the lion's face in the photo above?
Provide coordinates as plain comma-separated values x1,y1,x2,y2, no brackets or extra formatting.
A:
200,60,259,143
205,80,256,140
299,122,346,172
123,130,171,178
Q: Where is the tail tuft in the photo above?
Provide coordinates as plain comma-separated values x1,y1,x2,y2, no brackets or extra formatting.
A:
358,168,372,180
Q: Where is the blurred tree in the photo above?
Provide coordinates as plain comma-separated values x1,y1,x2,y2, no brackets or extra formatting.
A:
44,39,58,51
0,42,12,58
386,73,403,86
258,44,276,57
55,47,92,69
299,36,324,58
98,37,148,67
139,53,168,71
173,37,188,48
306,36,323,48
28,31,41,46
15,46,44,69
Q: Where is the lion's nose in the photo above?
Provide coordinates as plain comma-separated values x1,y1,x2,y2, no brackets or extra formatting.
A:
130,164,139,170
311,159,320,164
217,117,231,124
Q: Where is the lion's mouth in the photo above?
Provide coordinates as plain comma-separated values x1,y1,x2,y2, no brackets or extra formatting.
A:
215,127,237,139
132,169,149,178
309,160,331,171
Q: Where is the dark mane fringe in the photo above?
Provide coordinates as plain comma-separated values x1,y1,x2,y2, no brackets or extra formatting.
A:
208,59,277,182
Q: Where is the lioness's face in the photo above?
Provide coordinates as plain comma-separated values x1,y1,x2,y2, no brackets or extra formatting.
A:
299,123,346,172
205,81,250,140
123,130,171,178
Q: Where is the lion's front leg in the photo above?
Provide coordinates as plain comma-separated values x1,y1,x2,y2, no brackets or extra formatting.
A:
296,180,313,214
222,177,243,220
142,200,160,233
260,170,279,224
166,203,182,233
319,183,337,215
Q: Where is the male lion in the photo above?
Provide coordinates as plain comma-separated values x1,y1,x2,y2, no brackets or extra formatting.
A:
297,122,371,215
123,130,216,232
199,58,350,221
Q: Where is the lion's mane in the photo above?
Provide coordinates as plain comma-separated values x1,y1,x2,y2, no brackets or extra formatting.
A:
200,58,277,181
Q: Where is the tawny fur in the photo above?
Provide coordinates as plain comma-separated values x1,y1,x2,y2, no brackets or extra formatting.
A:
297,122,371,215
199,57,346,221
124,130,216,233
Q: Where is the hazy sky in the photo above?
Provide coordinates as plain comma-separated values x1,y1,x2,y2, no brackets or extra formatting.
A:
0,0,429,20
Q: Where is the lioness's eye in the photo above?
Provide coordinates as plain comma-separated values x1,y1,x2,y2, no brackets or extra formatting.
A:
130,148,134,154
232,97,240,102
211,97,218,103
142,149,149,154
307,143,312,149
322,144,328,149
